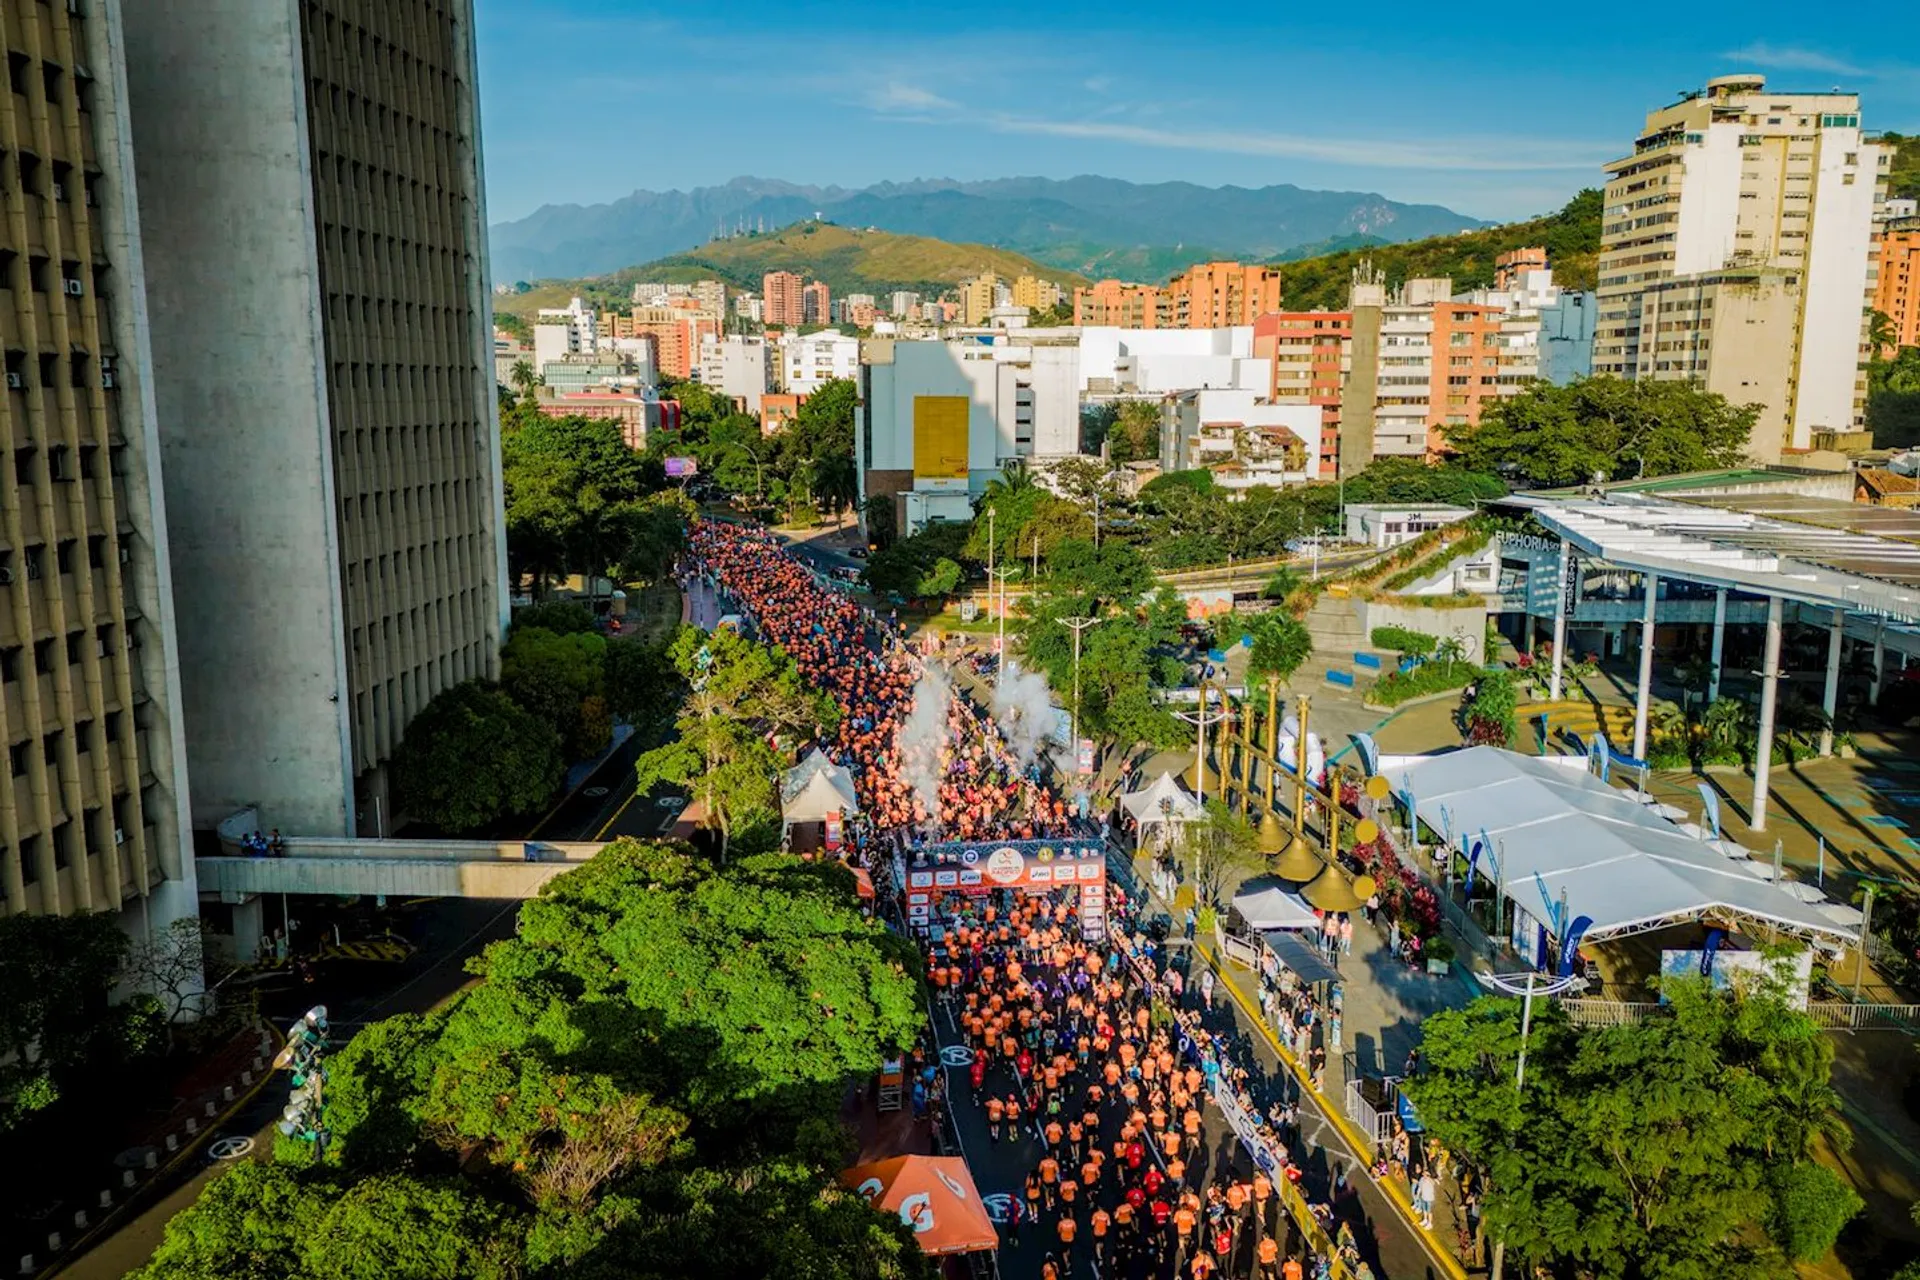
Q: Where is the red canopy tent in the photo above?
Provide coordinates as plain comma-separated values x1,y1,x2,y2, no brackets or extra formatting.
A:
840,1155,999,1255
850,865,876,900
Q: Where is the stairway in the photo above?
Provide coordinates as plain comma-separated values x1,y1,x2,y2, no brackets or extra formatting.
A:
1304,596,1392,690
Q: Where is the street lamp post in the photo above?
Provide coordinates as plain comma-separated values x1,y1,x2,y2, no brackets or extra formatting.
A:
991,566,1018,678
1172,680,1212,798
1060,616,1103,754
1475,970,1583,1280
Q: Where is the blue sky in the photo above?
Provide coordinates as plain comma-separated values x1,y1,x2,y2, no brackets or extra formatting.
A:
475,0,1915,226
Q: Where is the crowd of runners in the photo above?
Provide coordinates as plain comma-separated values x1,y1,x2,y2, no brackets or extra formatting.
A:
685,521,1071,843
688,518,1375,1280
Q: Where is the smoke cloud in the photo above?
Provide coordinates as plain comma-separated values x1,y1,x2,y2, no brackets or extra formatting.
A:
895,663,952,827
991,664,1067,777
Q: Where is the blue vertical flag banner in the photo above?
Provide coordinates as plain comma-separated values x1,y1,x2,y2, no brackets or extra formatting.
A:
1557,915,1595,977
1464,835,1484,895
1438,804,1454,849
1353,732,1380,777
1696,783,1722,839
1588,732,1610,783
1700,927,1725,977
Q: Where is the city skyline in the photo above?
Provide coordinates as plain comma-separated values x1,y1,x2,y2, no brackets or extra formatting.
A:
474,0,1917,226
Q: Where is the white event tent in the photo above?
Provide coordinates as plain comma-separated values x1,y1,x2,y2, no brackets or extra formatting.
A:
1122,773,1205,832
1231,885,1320,932
781,750,860,844
1385,747,1857,946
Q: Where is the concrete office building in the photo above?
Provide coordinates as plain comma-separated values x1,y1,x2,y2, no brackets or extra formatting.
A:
1078,327,1266,397
0,0,199,925
1595,74,1888,458
858,336,1080,534
124,0,509,838
698,334,773,413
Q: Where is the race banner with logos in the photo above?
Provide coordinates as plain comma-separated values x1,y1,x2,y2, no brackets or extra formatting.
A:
900,839,1108,934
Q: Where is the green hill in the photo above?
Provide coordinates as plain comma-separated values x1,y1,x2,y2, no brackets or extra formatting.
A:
496,221,1086,320
1273,189,1603,310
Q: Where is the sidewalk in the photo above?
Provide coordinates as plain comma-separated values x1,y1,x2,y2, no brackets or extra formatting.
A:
1126,849,1471,1280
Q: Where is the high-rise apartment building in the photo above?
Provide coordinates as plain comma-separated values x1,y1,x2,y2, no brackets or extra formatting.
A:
960,274,1001,326
1012,275,1062,312
802,281,830,327
1169,262,1284,327
0,1,199,923
1254,314,1353,475
1873,216,1920,353
631,307,721,380
124,0,508,837
763,271,805,327
890,291,922,319
1073,281,1170,328
1594,74,1888,459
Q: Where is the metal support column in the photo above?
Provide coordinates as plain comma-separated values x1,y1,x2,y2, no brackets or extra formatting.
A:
1751,595,1783,833
1874,622,1887,703
1820,609,1843,757
1632,573,1658,761
1549,539,1570,701
1709,587,1727,703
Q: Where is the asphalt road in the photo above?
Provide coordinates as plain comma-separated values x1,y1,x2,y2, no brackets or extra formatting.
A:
54,897,529,1279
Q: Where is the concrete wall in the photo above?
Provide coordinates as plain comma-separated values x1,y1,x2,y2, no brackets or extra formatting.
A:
1355,598,1488,663
122,0,356,835
198,838,607,899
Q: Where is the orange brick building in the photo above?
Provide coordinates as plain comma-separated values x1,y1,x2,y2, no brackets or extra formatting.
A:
1254,313,1349,474
630,308,721,379
1073,279,1169,327
1873,218,1920,355
763,271,806,327
1170,261,1284,327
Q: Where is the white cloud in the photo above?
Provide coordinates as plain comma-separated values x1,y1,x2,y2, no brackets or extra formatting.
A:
865,83,960,114
1721,44,1867,77
965,112,1612,173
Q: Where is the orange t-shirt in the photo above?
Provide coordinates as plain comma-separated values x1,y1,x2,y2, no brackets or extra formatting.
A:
1253,1173,1273,1202
1045,1122,1064,1147
1104,1061,1122,1086
1039,1157,1059,1183
1173,1207,1196,1237
1057,1216,1077,1243
1162,1131,1183,1158
1282,1259,1304,1280
1091,1208,1111,1237
1226,1184,1247,1212
1258,1237,1280,1264
1059,1179,1078,1204
986,1098,1005,1122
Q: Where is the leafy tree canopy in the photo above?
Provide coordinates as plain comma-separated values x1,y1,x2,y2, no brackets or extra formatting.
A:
133,842,932,1280
391,681,565,833
502,627,612,760
1406,977,1856,1279
1445,376,1756,488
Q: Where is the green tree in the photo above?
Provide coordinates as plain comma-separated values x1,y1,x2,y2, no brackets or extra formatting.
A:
1188,799,1263,906
864,521,972,599
632,627,833,861
1446,377,1757,487
604,638,682,728
504,414,662,594
509,358,537,398
1407,976,1855,1279
0,912,133,1129
1103,400,1162,464
512,600,597,636
501,626,612,760
1245,612,1313,684
391,682,564,833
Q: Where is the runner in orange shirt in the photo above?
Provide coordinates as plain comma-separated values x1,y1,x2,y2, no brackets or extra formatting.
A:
1044,1118,1064,1151
1255,1235,1281,1280
985,1094,1005,1142
1089,1206,1111,1271
1038,1154,1059,1210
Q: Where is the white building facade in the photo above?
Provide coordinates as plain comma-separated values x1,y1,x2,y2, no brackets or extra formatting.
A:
1595,74,1887,456
858,336,1082,534
698,334,774,413
781,329,861,395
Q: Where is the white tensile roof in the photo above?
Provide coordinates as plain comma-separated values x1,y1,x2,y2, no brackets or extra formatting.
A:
1388,746,1853,944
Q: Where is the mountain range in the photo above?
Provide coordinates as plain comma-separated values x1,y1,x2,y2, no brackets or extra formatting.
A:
488,175,1490,284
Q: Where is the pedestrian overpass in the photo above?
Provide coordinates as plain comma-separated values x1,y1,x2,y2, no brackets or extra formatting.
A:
197,837,607,900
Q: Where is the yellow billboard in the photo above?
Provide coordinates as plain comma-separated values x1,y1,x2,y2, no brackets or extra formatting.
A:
912,396,970,483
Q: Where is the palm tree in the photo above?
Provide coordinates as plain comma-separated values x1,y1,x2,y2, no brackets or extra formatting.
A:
510,358,537,399
981,461,1036,504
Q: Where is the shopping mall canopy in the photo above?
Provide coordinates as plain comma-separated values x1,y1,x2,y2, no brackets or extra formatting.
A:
1232,885,1320,932
781,749,861,826
1123,772,1206,827
1503,492,1920,624
1386,747,1856,945
841,1155,998,1255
